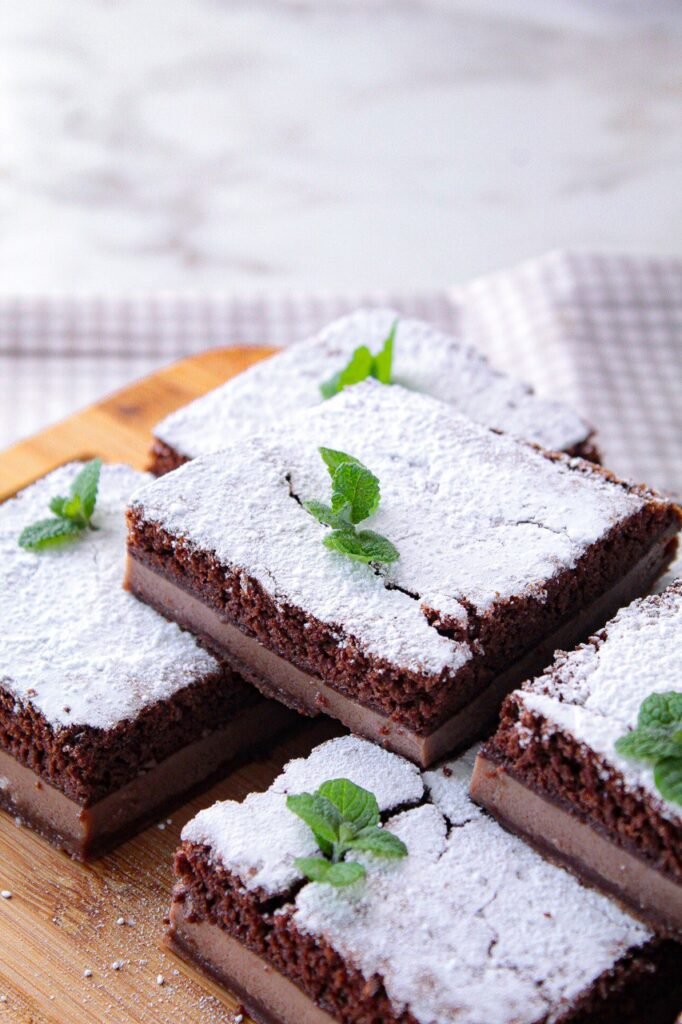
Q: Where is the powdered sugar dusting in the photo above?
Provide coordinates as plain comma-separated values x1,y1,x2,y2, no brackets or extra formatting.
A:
155,309,592,459
135,380,648,675
182,736,423,895
185,736,652,1023
0,463,221,731
517,581,682,824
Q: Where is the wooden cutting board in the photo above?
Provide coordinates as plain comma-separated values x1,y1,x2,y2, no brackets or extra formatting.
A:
0,348,340,1024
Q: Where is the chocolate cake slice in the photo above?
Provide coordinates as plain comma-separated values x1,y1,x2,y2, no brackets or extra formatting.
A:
0,463,293,859
471,580,682,938
150,309,598,474
168,735,682,1024
127,381,680,768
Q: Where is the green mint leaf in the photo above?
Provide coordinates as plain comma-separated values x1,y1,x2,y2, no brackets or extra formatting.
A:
18,517,84,551
318,779,380,831
331,462,380,525
69,458,102,524
372,321,396,385
49,495,68,517
286,792,342,853
319,322,398,398
638,692,682,731
294,857,366,887
324,528,399,564
653,757,682,806
319,447,361,477
319,345,373,399
303,500,351,530
324,861,366,886
615,727,682,763
346,826,408,859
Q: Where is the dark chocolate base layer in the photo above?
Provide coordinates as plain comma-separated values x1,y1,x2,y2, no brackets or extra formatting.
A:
168,848,682,1024
126,529,676,767
0,700,293,859
471,751,682,939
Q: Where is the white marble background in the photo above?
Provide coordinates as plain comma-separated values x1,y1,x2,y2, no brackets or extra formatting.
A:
1,0,682,293
1,0,682,446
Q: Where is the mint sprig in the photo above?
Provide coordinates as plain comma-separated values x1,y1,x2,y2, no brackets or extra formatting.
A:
18,459,102,552
615,691,682,805
287,778,408,887
303,448,398,564
320,321,397,399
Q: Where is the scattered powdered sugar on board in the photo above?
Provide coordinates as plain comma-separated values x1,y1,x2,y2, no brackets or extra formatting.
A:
182,736,424,895
184,736,653,1024
154,309,592,459
135,380,650,675
517,580,682,823
0,463,222,731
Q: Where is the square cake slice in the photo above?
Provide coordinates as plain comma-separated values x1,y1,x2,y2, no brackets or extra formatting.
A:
127,381,680,768
150,309,597,474
471,580,682,938
0,463,293,859
167,735,682,1024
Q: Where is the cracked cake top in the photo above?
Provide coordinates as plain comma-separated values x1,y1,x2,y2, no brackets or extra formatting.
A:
133,380,654,680
154,309,593,459
509,580,682,823
181,735,653,1024
0,463,222,731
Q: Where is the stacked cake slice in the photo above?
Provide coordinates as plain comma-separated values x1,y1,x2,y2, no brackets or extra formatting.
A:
472,579,682,939
150,309,598,473
128,380,679,767
0,463,293,858
169,736,682,1024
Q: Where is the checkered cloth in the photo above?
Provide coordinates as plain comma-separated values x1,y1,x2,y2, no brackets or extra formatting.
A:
1,251,680,499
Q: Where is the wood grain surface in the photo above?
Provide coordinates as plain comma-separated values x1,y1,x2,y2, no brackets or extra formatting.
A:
0,346,340,1024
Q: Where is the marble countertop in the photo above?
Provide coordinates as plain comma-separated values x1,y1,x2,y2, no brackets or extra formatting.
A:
1,0,682,293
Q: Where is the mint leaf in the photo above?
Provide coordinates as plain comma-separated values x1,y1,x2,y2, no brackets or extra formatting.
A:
319,447,361,477
69,458,102,525
638,692,682,730
287,777,409,887
18,459,104,552
295,857,366,887
303,500,350,530
49,495,68,517
306,449,399,564
347,826,408,859
320,346,373,400
286,792,341,853
318,779,380,831
324,528,399,564
18,517,83,551
319,323,398,399
615,692,682,806
615,728,682,762
331,462,380,525
372,321,396,385
654,757,682,805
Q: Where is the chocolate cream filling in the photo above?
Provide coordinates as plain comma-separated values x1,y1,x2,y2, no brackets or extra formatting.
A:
125,536,674,769
0,701,291,859
470,753,682,939
168,901,339,1024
